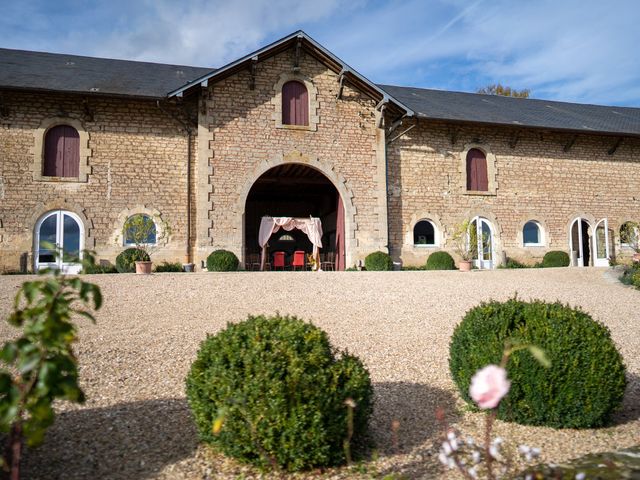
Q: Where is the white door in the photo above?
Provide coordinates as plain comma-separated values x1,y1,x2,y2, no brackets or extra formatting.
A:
471,216,494,269
593,218,610,267
35,210,83,274
570,218,591,267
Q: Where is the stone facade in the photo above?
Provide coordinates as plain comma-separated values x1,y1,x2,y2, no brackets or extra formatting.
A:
1,44,640,272
387,120,640,266
0,91,193,271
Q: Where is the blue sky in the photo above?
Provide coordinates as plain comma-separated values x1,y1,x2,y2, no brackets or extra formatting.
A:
2,0,639,106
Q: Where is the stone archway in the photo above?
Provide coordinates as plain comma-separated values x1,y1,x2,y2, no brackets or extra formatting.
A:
234,151,357,268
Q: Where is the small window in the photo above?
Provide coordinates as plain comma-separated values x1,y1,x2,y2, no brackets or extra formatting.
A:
523,221,543,246
123,214,157,246
466,148,488,191
413,220,437,246
44,125,80,177
282,81,308,126
620,222,639,248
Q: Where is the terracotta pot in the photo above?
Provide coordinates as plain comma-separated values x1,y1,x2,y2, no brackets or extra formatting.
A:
458,260,473,272
135,260,153,275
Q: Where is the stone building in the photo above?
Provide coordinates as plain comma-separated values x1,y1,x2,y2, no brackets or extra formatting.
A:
0,31,639,272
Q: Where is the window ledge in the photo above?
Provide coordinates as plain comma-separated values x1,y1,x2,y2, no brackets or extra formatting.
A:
523,243,545,248
463,190,496,196
412,244,439,248
35,175,88,183
276,124,313,131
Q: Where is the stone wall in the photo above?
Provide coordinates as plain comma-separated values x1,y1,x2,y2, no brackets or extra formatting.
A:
387,119,640,266
196,47,388,268
0,90,192,271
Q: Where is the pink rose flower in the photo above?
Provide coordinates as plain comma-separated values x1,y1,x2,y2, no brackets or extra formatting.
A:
469,365,510,409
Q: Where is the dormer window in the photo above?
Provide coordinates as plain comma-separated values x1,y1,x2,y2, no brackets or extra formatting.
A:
282,81,308,126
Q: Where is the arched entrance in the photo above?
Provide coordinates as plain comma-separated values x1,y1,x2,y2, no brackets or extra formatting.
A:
470,216,494,269
34,210,84,273
570,217,591,267
244,163,345,270
570,217,611,267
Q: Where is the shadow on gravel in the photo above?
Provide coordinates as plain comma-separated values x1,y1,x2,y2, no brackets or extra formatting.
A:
20,397,197,480
611,372,640,426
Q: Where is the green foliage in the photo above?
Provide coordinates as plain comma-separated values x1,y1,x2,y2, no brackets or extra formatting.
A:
185,314,373,471
1,252,102,474
425,251,456,270
477,83,530,98
364,251,393,271
81,263,118,274
541,250,570,268
115,248,150,273
499,258,530,269
206,250,239,272
449,298,626,428
154,261,184,273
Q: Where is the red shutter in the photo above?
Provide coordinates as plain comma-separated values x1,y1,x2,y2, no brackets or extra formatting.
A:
466,149,488,191
62,126,80,177
282,81,308,126
43,125,80,177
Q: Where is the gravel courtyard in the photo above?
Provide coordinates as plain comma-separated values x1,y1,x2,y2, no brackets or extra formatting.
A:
0,268,638,479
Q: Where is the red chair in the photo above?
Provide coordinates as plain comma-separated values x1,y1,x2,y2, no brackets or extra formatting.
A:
273,251,285,271
292,250,306,271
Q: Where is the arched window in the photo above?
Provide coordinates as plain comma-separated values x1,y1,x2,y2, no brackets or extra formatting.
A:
620,221,639,249
466,148,488,191
523,221,543,246
282,81,308,126
35,210,84,274
44,125,80,177
413,220,437,246
123,214,157,246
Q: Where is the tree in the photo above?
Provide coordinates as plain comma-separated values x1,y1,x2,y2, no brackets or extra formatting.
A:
476,83,530,98
0,251,102,480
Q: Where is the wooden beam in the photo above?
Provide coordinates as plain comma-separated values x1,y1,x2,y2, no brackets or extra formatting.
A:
336,73,345,100
293,37,302,72
509,130,521,149
608,137,623,155
82,98,94,122
450,127,460,146
563,135,577,152
249,57,258,90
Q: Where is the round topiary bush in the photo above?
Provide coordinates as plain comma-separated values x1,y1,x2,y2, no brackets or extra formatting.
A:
425,251,456,270
115,248,150,273
185,314,373,471
206,249,239,272
541,250,570,268
449,298,626,428
364,251,393,271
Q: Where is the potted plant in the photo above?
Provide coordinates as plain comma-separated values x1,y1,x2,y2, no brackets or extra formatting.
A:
621,221,640,263
121,214,169,274
451,220,475,272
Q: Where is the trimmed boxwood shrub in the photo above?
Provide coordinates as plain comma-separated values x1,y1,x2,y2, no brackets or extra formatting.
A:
206,249,239,272
542,250,570,268
185,314,373,471
449,298,626,428
154,261,184,272
364,251,393,271
425,251,456,270
115,248,150,273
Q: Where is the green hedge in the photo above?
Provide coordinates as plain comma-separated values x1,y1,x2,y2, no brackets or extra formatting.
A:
206,250,239,272
154,261,184,272
425,251,456,270
115,248,150,273
542,250,570,268
364,251,393,271
449,299,626,428
185,314,373,471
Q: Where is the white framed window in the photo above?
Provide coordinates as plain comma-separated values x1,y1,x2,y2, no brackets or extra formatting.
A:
34,210,84,274
123,214,157,246
523,221,544,246
413,219,438,247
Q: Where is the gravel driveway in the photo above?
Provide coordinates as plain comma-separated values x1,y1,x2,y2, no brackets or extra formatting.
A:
0,268,638,479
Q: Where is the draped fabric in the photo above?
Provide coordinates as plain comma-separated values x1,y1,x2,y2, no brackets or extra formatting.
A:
335,194,345,271
258,216,323,270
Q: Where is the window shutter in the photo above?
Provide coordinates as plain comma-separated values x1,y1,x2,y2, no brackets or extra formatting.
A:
282,81,308,126
466,149,488,191
43,125,80,178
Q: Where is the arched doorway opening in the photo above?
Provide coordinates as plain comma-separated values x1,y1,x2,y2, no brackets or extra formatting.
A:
34,210,84,273
570,217,591,267
244,163,345,270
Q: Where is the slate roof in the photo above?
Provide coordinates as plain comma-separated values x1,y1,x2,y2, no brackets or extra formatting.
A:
0,48,212,99
1,44,640,137
380,84,640,137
